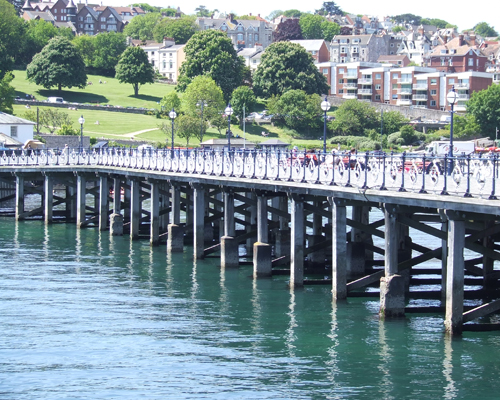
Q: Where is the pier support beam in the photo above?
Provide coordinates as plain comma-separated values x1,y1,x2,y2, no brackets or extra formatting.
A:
380,204,405,318
310,199,325,265
170,183,181,225
290,194,305,287
44,174,53,224
99,175,108,231
256,191,268,244
444,211,465,335
150,180,160,246
76,174,86,228
275,196,290,258
253,242,272,277
245,191,256,254
113,178,121,214
221,236,239,268
192,184,205,259
15,174,24,221
330,198,347,300
130,179,140,240
66,185,76,221
167,224,184,253
224,189,235,237
110,213,123,236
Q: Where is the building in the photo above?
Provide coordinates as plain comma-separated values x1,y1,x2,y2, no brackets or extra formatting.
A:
444,71,493,111
396,26,433,66
0,113,35,146
237,46,264,71
289,40,330,63
196,15,273,50
377,54,410,67
130,37,185,82
330,34,392,64
22,0,77,31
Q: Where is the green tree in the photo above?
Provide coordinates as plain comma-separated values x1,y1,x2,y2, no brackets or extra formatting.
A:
253,41,329,98
392,26,404,33
19,19,59,65
274,89,322,134
392,13,422,25
230,86,256,124
399,124,417,145
474,22,498,37
210,113,227,137
123,12,162,40
382,111,409,135
131,3,160,13
153,16,198,44
175,114,198,146
452,114,481,139
181,75,225,142
329,100,380,136
266,10,283,20
466,83,500,138
178,30,244,101
283,9,303,18
321,20,340,41
115,46,155,95
92,32,127,75
39,108,72,134
72,34,96,67
0,72,15,114
161,7,177,16
26,36,87,91
316,1,343,15
0,0,24,74
194,5,210,17
57,124,79,135
160,91,181,113
299,14,325,39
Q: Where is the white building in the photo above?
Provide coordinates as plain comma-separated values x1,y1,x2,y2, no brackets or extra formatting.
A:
0,112,35,147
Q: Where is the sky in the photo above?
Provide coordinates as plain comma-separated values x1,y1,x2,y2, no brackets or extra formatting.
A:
102,0,500,33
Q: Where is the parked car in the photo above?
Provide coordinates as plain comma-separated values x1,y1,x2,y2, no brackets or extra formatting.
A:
46,97,64,103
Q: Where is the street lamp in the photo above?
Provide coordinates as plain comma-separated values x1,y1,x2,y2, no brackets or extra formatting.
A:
78,115,85,152
225,103,233,151
446,86,458,174
320,96,331,154
196,101,207,141
169,108,177,155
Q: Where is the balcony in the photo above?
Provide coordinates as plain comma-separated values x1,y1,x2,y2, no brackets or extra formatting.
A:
343,93,358,99
413,94,428,100
358,78,372,84
457,94,469,100
397,99,412,106
413,83,428,90
397,78,412,84
358,89,372,95
346,73,358,78
397,88,413,94
454,82,469,89
344,82,358,88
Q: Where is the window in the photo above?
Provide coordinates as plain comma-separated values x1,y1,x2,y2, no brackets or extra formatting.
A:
431,89,437,95
311,50,317,55
322,68,328,74
162,53,166,57
392,73,398,79
100,24,105,29
254,34,258,41
339,68,345,74
340,47,346,53
163,61,166,68
392,84,397,90
54,8,57,12
169,53,172,57
352,47,358,53
441,58,445,66
448,59,453,66
151,52,154,56
79,24,82,28
340,57,345,63
449,78,455,84
430,79,437,85
54,16,57,20
338,89,344,94
430,100,436,106
338,78,344,84
375,84,381,90
169,61,173,69
237,34,243,41
101,17,105,21
375,73,381,80
78,16,83,21
375,95,381,100
10,126,17,138
392,94,398,99
468,58,473,66
390,43,394,47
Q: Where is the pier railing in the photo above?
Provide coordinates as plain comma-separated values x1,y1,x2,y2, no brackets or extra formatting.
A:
1,147,499,200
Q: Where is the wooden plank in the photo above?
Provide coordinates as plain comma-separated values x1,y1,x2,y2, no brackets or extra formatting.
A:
463,299,500,323
347,270,384,291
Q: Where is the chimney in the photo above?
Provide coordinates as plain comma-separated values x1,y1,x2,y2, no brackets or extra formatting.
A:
470,34,476,46
458,34,464,46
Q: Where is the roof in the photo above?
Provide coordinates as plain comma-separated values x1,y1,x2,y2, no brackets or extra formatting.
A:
0,133,24,146
259,139,290,146
0,112,36,125
289,40,326,52
200,138,256,146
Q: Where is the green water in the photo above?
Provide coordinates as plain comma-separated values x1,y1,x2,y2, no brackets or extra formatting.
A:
1,219,500,399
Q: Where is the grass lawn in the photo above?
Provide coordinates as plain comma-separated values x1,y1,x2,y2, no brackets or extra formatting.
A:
12,69,175,109
12,69,329,149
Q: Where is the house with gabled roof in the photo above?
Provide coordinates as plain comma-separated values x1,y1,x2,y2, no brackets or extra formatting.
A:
0,113,35,146
289,40,329,63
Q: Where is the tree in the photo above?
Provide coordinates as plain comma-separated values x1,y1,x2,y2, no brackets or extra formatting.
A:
19,19,59,65
178,30,244,101
399,125,417,145
474,22,498,37
181,75,225,142
210,113,227,137
392,14,422,25
92,32,127,75
160,91,181,113
230,86,256,124
153,16,198,44
340,26,352,35
273,89,322,134
123,13,162,40
39,108,72,134
392,26,404,33
299,14,325,39
283,9,303,18
0,72,15,114
329,100,380,136
26,36,87,91
115,46,154,96
316,1,343,16
382,111,409,135
466,83,500,138
321,20,340,42
266,10,283,20
72,34,96,67
274,19,303,42
194,5,210,17
175,114,199,146
0,0,24,73
253,41,329,98
131,3,160,13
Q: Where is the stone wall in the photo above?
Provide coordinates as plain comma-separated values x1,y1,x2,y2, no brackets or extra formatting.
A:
15,100,151,114
39,134,90,150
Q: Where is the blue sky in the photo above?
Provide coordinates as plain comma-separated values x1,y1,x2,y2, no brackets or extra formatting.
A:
107,0,499,33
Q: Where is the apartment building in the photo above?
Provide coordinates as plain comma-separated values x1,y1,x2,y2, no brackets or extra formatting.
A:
444,71,493,111
330,34,389,63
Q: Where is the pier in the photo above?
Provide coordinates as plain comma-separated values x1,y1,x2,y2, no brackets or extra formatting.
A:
2,147,500,335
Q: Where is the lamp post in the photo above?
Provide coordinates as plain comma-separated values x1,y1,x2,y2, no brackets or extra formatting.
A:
320,96,331,154
196,101,207,142
78,115,85,152
169,108,177,155
225,103,233,152
446,86,458,174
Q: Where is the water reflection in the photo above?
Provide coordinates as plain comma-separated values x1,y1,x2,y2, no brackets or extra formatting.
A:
286,287,297,357
377,320,394,400
443,336,458,399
